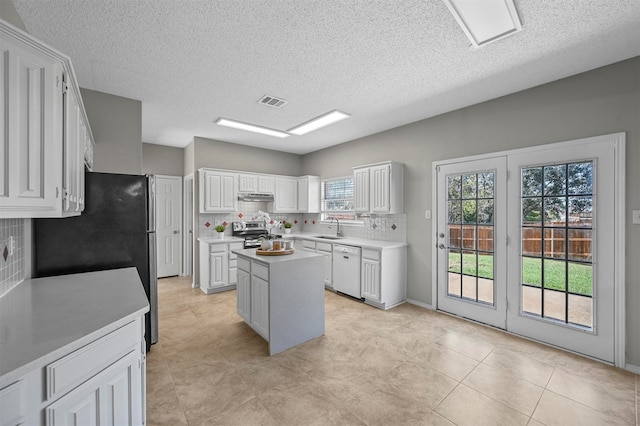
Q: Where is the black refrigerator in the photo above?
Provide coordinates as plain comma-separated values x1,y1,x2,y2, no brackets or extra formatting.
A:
33,172,158,351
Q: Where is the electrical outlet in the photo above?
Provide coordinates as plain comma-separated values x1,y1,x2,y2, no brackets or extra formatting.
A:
9,236,14,256
633,210,640,225
425,210,431,220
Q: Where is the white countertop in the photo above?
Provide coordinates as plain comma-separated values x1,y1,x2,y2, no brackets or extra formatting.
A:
232,248,324,264
276,232,408,250
198,236,244,244
0,267,149,388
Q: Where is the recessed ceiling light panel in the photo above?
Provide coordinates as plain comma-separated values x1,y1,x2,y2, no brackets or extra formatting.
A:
288,110,351,136
215,118,290,138
443,0,522,48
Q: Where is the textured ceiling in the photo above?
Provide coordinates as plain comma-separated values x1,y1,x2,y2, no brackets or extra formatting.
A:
11,0,640,154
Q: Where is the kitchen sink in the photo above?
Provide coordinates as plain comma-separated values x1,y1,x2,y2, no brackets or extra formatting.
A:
314,235,343,240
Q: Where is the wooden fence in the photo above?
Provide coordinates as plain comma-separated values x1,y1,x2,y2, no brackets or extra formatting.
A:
448,225,592,260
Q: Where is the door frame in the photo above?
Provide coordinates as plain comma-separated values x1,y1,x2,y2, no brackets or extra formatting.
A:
183,174,194,280
432,132,626,367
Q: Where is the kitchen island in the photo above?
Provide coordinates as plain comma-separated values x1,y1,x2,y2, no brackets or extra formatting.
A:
232,248,325,355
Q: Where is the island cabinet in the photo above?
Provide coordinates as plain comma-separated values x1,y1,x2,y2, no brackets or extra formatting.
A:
234,249,325,355
1,21,94,218
361,246,407,310
0,268,148,426
353,161,404,214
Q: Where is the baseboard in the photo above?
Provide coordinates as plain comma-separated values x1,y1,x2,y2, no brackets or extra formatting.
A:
406,298,434,310
624,363,640,374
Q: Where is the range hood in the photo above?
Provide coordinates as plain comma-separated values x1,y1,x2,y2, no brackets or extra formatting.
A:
237,193,274,202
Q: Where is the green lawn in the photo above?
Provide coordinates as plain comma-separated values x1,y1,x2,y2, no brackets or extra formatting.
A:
448,253,592,296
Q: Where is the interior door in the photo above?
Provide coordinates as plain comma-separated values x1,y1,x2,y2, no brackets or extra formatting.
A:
156,175,182,278
436,157,507,329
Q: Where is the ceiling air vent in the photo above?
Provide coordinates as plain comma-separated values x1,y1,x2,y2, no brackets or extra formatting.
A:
258,95,287,109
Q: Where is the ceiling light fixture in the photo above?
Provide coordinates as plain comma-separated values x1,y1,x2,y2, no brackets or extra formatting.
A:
215,118,290,138
288,110,351,136
443,0,522,48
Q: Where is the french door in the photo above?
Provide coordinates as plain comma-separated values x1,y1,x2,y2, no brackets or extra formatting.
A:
435,134,623,364
436,157,507,329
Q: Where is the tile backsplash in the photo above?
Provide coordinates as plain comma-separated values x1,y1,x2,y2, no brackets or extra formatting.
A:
0,218,25,298
198,202,406,243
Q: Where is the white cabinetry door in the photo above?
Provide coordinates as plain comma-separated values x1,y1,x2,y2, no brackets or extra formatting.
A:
46,350,142,426
238,174,258,192
251,276,270,340
273,177,298,212
237,269,251,323
297,176,320,213
361,258,381,302
209,250,228,288
257,175,275,194
1,36,62,217
370,164,391,213
62,80,84,214
353,168,370,212
316,242,333,287
200,170,237,213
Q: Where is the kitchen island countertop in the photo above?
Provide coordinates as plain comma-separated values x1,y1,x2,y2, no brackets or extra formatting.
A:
231,247,324,263
0,267,149,388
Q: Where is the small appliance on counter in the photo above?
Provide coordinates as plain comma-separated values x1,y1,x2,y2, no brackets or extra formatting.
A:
32,172,158,352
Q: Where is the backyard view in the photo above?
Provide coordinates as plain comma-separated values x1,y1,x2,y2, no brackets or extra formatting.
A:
446,161,594,328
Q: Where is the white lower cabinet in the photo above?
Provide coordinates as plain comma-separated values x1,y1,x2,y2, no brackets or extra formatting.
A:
360,247,406,310
0,317,145,426
238,258,269,341
199,240,243,294
315,242,333,289
46,350,141,426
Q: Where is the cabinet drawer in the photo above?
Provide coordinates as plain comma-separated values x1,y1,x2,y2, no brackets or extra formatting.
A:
46,319,140,401
316,242,332,252
238,258,251,272
362,249,381,261
0,381,24,426
228,242,243,260
302,240,316,250
209,244,226,253
252,262,269,281
229,258,238,268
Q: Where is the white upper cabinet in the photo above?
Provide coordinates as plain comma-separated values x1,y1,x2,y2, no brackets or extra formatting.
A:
0,21,94,218
238,174,258,192
273,177,298,213
353,161,404,214
297,176,320,213
238,173,275,194
353,167,370,213
257,175,275,194
199,169,238,213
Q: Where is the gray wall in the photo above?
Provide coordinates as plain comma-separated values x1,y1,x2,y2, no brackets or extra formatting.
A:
81,88,142,175
184,140,195,176
302,57,640,366
1,0,27,31
142,143,184,176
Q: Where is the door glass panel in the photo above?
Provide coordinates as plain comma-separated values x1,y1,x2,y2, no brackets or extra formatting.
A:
520,162,594,330
447,171,495,306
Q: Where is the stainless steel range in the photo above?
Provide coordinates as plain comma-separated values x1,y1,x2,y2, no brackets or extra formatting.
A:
232,221,281,248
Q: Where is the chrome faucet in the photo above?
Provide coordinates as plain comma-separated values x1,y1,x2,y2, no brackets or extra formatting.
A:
333,217,342,237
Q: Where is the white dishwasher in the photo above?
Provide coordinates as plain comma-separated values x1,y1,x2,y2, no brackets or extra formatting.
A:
332,245,361,299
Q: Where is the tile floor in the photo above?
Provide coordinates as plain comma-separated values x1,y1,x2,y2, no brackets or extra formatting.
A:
147,276,638,426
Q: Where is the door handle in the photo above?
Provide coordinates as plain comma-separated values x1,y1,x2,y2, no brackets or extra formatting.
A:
173,230,180,234
438,244,446,250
